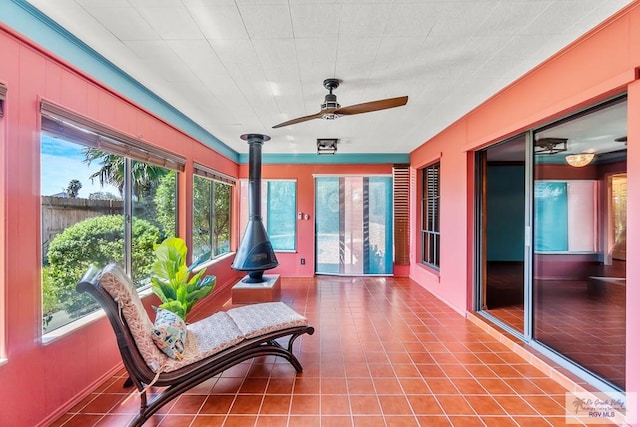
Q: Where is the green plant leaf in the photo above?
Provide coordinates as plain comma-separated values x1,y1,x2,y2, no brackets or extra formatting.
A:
150,237,216,320
158,301,186,320
151,277,176,302
186,285,214,304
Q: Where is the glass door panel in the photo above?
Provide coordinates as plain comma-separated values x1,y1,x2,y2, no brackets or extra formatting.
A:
477,135,526,334
532,98,627,390
367,177,393,274
343,177,364,275
315,176,392,275
315,177,341,274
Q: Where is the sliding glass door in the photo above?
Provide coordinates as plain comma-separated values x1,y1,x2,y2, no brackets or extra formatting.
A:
476,96,627,391
532,97,627,390
315,176,393,275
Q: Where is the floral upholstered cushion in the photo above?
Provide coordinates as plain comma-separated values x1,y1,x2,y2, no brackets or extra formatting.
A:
162,312,245,372
151,308,187,360
98,264,167,371
161,304,307,372
227,302,308,339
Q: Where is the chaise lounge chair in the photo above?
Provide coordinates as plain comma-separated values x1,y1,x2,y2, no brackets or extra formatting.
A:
76,263,314,427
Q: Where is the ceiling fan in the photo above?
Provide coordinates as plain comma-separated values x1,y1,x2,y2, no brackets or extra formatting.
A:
272,78,408,129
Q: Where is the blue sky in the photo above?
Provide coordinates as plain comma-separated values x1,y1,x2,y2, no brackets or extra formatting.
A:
41,135,120,197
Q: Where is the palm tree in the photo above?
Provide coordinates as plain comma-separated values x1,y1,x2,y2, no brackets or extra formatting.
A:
83,148,168,198
66,179,82,198
83,148,175,237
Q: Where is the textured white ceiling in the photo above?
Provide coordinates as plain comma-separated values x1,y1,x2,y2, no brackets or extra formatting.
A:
25,0,633,155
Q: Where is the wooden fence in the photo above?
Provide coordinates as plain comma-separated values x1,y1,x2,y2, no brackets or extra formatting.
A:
41,196,123,262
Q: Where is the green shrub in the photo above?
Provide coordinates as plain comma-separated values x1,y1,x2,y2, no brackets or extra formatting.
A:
45,214,161,319
42,266,59,328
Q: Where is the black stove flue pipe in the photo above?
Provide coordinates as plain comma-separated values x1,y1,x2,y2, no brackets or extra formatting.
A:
231,133,279,283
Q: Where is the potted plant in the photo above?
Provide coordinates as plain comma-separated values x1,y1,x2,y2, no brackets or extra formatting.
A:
150,237,216,320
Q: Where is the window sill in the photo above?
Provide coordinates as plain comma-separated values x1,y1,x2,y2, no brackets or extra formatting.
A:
41,287,155,345
192,251,236,272
418,262,441,278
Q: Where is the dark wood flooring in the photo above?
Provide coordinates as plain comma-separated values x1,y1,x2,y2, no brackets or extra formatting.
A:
484,261,626,389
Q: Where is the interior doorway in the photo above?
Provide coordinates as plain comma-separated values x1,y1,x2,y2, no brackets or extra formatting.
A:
477,135,527,334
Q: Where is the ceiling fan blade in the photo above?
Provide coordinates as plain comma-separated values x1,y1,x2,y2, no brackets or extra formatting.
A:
335,96,408,116
272,111,325,128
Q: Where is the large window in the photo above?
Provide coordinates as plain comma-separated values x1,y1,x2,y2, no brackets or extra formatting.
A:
266,180,296,251
421,162,440,268
192,165,233,262
239,179,296,251
40,102,182,335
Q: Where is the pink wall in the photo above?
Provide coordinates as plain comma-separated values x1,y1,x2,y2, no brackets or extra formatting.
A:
409,2,640,420
626,78,640,427
410,121,469,314
238,163,393,277
0,25,240,426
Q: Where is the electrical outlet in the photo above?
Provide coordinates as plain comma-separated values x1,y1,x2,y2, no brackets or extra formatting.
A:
300,258,306,265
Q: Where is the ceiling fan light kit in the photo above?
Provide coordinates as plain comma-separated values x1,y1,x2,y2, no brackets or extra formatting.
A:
565,153,595,167
535,137,597,167
272,78,408,129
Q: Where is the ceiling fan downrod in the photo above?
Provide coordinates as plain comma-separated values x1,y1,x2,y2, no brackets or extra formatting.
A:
321,79,340,120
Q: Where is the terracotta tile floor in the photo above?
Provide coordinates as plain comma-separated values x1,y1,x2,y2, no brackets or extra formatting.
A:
50,276,618,426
